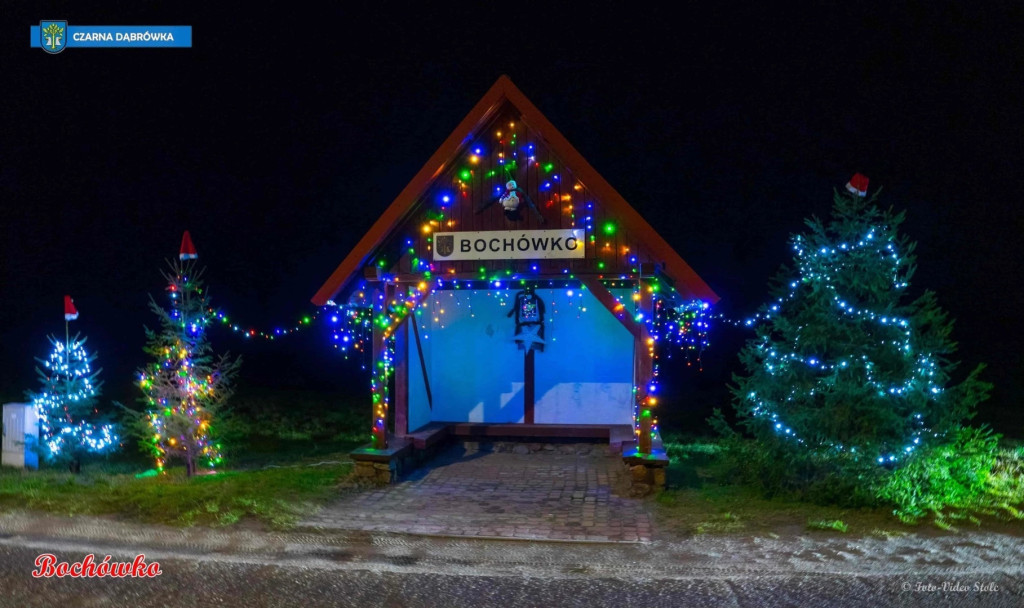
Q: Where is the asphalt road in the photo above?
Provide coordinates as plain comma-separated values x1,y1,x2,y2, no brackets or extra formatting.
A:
5,541,1023,608
2,511,1023,607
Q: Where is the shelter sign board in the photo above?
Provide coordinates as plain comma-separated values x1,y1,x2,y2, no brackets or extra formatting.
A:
432,229,585,261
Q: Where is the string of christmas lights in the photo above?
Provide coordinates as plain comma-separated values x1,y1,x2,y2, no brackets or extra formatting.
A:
141,250,239,476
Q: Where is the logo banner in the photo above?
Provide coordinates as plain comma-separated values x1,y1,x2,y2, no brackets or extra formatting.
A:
432,229,585,261
31,23,192,50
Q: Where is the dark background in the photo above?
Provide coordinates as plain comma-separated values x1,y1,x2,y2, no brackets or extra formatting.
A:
2,3,1021,435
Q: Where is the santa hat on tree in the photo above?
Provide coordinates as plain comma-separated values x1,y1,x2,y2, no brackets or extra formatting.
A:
179,231,198,260
846,173,869,197
64,295,79,321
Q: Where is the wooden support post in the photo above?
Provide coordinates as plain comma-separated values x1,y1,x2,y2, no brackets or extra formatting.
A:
370,285,387,450
369,281,435,448
635,331,652,454
524,349,535,423
637,278,656,454
394,316,409,437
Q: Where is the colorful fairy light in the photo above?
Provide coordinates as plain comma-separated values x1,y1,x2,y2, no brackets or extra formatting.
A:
140,257,238,476
210,306,325,341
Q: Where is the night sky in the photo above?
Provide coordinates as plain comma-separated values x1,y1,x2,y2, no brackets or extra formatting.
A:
3,3,1022,434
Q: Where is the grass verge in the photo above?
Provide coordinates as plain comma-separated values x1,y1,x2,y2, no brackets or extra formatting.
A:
655,433,1024,536
0,454,357,529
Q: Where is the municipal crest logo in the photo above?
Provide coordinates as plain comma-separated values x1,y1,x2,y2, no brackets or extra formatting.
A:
436,234,454,258
40,20,68,54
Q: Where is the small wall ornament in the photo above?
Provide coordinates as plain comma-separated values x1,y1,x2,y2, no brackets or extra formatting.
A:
508,285,545,352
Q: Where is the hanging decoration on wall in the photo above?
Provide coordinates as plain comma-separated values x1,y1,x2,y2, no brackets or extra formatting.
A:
508,284,545,352
476,178,546,223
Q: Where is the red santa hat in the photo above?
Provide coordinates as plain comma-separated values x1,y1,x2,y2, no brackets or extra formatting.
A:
846,173,869,197
179,230,198,260
64,295,79,321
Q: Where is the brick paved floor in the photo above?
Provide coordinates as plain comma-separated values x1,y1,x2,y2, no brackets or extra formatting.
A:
302,443,654,542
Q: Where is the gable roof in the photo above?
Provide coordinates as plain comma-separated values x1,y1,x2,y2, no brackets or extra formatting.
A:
312,75,718,306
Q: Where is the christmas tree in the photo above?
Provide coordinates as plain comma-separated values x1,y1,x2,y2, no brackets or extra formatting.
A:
731,174,990,466
29,296,118,473
138,232,240,477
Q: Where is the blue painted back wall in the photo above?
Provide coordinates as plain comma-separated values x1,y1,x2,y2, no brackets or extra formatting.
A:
408,288,634,430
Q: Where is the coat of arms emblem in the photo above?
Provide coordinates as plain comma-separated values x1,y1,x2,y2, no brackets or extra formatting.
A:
40,21,68,54
435,235,454,257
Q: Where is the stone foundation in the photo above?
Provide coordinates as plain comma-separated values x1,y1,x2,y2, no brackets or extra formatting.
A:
350,436,452,485
621,444,669,497
354,459,398,484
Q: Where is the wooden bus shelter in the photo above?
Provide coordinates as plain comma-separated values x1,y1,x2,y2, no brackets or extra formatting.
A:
313,76,718,485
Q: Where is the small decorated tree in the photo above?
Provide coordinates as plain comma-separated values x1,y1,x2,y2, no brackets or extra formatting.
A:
731,175,990,474
29,296,118,473
138,232,240,476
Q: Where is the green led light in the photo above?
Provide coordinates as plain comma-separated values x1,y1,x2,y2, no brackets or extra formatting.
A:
603,222,616,235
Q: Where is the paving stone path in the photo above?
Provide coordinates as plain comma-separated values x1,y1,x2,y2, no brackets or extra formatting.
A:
302,443,654,542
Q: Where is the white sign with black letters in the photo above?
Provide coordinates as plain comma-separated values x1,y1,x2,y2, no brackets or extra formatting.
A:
432,229,586,261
